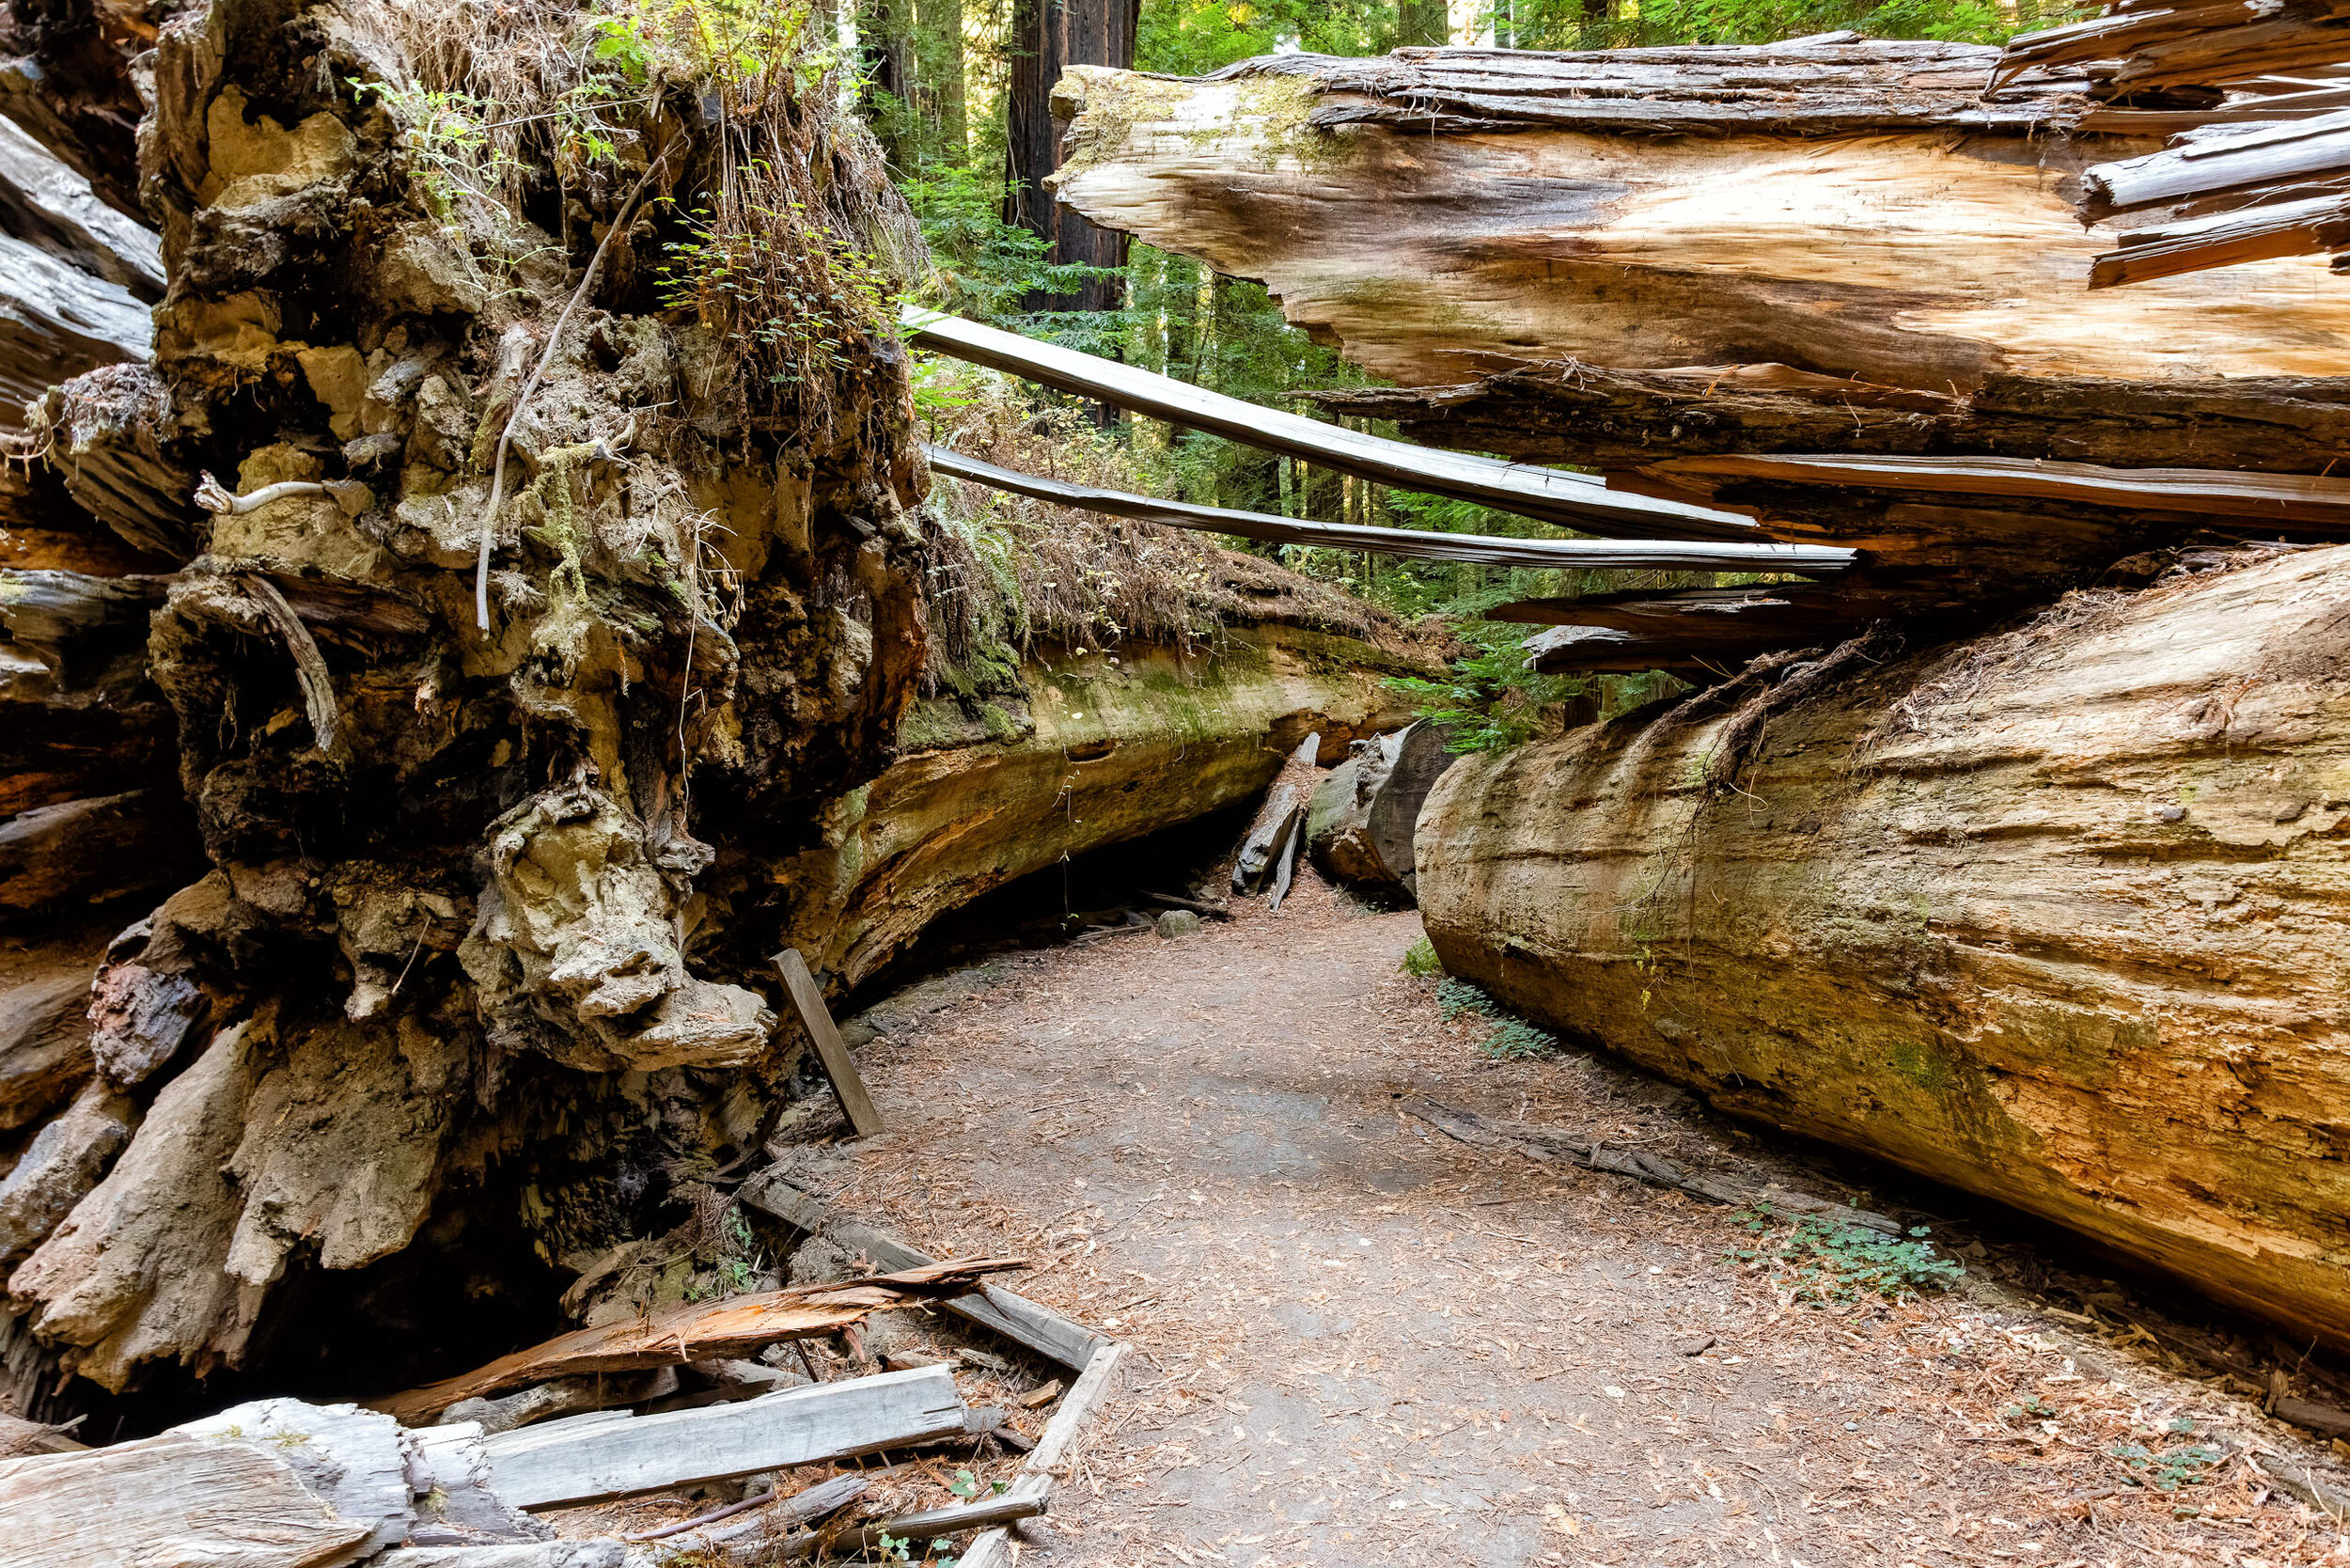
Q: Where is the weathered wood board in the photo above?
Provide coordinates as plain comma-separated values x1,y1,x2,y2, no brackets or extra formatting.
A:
481,1364,968,1508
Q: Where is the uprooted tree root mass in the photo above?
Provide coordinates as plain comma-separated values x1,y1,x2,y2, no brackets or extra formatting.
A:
0,0,1425,1421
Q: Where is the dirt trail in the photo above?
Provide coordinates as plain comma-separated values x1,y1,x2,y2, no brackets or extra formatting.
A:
775,873,2350,1568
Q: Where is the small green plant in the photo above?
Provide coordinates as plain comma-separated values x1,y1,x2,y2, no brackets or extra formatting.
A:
2110,1436,2227,1491
1386,634,1592,755
1727,1212,1965,1303
2000,1395,2057,1419
1438,976,1498,1022
1479,1017,1558,1059
1401,935,1441,977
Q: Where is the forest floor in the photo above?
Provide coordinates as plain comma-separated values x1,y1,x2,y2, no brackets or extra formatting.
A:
770,871,2350,1568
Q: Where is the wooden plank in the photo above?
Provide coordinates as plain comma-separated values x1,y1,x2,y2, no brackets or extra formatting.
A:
740,1177,1110,1372
481,1364,967,1509
772,949,884,1137
925,446,1854,574
377,1546,622,1568
369,1258,1026,1423
903,309,1764,543
1650,451,2350,530
955,1341,1131,1568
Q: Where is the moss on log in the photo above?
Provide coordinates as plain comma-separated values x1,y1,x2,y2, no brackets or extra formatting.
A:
1417,545,2350,1345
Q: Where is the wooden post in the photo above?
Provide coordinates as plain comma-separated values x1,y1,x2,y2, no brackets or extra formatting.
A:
772,950,885,1138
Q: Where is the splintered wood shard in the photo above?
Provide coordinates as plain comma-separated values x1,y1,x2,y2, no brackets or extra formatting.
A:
369,1259,1028,1424
925,446,1856,573
903,308,1763,541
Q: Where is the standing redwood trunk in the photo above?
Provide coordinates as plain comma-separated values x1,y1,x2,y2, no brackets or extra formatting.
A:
1005,0,1136,312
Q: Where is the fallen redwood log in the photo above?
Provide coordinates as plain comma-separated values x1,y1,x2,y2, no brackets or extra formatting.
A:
1416,543,2350,1346
1047,44,2350,394
1306,718,1456,897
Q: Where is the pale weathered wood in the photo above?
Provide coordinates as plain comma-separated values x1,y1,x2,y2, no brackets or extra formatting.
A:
781,1494,1045,1558
0,1432,374,1568
0,233,149,431
904,308,1761,542
773,948,885,1138
955,1340,1129,1568
481,1364,968,1508
617,1473,865,1564
372,1258,1024,1423
0,971,93,1129
1048,53,2350,390
380,1547,622,1568
174,1400,415,1560
1417,544,2350,1348
1306,719,1457,896
401,1421,553,1547
738,1176,1111,1372
1651,451,2350,531
0,113,162,296
925,445,1854,574
1233,732,1320,896
0,1079,137,1265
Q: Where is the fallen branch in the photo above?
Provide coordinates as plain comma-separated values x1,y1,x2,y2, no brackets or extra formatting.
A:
474,153,666,632
195,472,369,517
237,571,341,753
1402,1098,1904,1235
370,1257,1027,1423
1140,890,1230,920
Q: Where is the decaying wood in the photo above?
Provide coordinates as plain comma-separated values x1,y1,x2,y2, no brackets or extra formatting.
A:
0,970,93,1127
480,1363,968,1509
956,1340,1129,1568
0,111,159,296
786,1493,1045,1559
740,1176,1112,1372
440,1369,680,1436
619,1471,865,1560
774,948,885,1138
924,444,1851,574
1047,47,2350,394
383,1546,620,1568
375,1260,1025,1424
906,308,1760,541
1651,452,2350,532
0,1397,420,1568
0,232,148,429
1402,1098,1903,1234
0,1412,84,1458
1232,731,1320,896
1496,584,1911,678
1306,719,1457,897
0,1079,137,1265
1233,35,2085,134
0,789,200,913
1416,545,2350,1347
1311,366,2350,478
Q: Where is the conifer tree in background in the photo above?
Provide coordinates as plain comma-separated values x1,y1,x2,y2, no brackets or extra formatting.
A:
1006,0,1139,311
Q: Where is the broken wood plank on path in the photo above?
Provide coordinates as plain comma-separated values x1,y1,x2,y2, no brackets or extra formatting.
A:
904,309,1764,543
785,1495,1046,1560
740,1175,1111,1372
1402,1098,1904,1235
955,1340,1131,1568
370,1258,1026,1423
773,948,885,1137
924,445,1853,573
481,1364,968,1510
1233,732,1320,899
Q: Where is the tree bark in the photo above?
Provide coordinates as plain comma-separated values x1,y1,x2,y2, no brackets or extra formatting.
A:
1417,542,2350,1348
1007,0,1137,311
